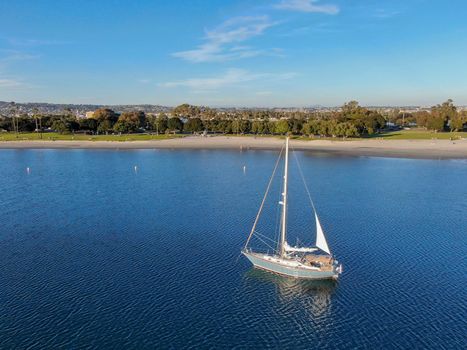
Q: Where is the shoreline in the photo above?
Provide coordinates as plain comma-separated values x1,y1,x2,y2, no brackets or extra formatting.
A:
1,136,467,159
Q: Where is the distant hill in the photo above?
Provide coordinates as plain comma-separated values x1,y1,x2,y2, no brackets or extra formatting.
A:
0,101,332,117
0,101,172,117
3,100,464,118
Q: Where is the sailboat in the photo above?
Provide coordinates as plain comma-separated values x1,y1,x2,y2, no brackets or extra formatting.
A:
242,137,342,280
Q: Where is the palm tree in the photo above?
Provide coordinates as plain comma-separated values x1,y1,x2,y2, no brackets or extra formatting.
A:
9,102,18,137
32,107,43,139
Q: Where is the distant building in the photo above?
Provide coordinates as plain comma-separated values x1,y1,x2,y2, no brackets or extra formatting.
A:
85,111,95,119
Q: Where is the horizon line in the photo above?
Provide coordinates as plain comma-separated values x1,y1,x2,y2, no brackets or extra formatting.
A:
2,100,464,110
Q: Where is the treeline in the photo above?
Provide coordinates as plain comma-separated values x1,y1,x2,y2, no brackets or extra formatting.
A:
387,99,467,131
170,101,384,137
1,100,466,138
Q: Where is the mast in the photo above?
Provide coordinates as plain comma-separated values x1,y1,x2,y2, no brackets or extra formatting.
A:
280,137,289,258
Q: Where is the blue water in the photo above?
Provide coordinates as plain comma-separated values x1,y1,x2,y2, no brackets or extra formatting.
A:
0,149,466,349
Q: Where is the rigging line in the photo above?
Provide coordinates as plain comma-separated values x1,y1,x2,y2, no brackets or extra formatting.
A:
251,235,276,252
291,144,318,214
234,251,244,265
254,231,278,245
243,144,285,251
255,232,277,244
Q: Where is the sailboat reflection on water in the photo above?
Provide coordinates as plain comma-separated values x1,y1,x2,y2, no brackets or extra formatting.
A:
244,268,336,317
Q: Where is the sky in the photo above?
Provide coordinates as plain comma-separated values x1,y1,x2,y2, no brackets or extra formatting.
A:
0,0,466,107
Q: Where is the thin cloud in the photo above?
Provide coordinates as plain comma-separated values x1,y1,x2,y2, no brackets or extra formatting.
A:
8,38,69,46
0,51,38,89
0,77,31,88
373,9,400,19
173,16,280,63
0,50,41,63
160,68,295,91
279,22,341,37
274,0,339,15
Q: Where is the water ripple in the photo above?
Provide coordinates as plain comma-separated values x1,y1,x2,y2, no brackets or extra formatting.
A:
0,150,465,349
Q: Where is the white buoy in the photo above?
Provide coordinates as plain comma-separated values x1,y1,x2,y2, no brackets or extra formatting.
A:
243,165,246,174
26,167,31,174
134,165,138,173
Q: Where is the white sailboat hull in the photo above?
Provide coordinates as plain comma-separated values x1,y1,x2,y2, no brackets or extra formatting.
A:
243,251,339,280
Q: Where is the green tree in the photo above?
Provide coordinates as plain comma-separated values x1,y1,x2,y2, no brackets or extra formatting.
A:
173,104,201,118
339,122,359,137
317,120,329,136
414,111,430,128
93,108,118,134
341,100,363,118
327,119,339,137
167,117,183,132
203,118,219,133
93,108,118,123
9,102,19,137
0,116,11,131
218,120,232,133
429,99,457,132
184,118,203,133
237,119,251,134
290,118,303,135
302,120,320,136
340,101,384,135
231,118,241,134
426,116,446,132
119,111,146,128
275,119,289,134
366,115,382,134
153,114,168,134
267,120,276,134
79,118,98,132
51,119,70,134
97,120,113,134
113,121,130,133
450,113,467,131
31,107,42,138
251,120,268,134
68,118,80,132
116,111,145,132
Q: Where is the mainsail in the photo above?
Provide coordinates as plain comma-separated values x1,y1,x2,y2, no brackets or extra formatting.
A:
315,213,331,254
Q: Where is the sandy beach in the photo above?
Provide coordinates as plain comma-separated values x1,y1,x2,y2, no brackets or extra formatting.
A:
1,136,467,159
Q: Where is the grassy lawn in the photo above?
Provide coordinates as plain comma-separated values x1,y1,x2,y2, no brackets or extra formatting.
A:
294,130,467,141
0,132,185,142
1,130,466,142
211,134,361,141
366,129,467,140
192,132,467,141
